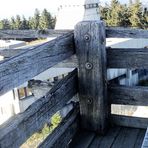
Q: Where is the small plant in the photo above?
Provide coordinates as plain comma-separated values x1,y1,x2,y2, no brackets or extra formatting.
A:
21,112,62,148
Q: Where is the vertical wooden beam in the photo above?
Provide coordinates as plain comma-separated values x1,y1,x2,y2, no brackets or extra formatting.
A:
74,21,108,133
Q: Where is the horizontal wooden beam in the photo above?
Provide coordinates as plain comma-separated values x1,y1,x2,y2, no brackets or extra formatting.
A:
0,48,30,58
0,32,75,96
39,105,80,148
107,48,148,68
0,29,71,38
109,85,148,105
111,114,148,129
106,27,148,38
0,69,78,148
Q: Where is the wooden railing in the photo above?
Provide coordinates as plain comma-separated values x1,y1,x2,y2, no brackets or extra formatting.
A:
106,28,148,129
0,31,79,148
0,25,148,147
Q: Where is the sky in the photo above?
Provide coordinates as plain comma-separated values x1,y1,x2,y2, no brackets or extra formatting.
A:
0,0,147,19
0,0,59,19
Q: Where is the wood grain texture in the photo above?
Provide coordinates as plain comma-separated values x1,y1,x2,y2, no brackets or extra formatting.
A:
0,32,75,96
0,29,71,38
39,104,80,148
106,27,148,38
0,48,30,58
69,130,95,148
0,69,78,148
139,130,148,148
107,48,148,68
109,85,148,105
74,21,109,133
111,114,148,129
89,126,121,148
111,127,140,148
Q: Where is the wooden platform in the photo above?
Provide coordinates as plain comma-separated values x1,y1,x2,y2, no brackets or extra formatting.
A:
69,126,146,148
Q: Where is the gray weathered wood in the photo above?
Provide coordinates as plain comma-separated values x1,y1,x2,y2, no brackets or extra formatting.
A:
111,114,148,129
107,48,148,68
39,105,80,148
74,21,109,133
134,129,146,148
89,127,121,148
69,130,95,148
0,69,78,148
106,27,148,38
141,128,148,148
111,127,140,148
0,32,75,96
109,85,148,105
0,48,30,58
0,29,71,38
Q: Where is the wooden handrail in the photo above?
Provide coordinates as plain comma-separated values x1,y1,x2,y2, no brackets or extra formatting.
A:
106,27,148,38
109,85,148,105
0,29,71,39
0,69,78,148
107,48,148,68
0,32,75,96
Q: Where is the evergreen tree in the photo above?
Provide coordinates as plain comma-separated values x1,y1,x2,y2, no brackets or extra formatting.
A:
143,7,148,28
21,16,29,29
0,19,10,29
32,8,40,29
15,15,22,29
129,0,145,28
10,17,16,29
39,9,52,29
103,0,130,27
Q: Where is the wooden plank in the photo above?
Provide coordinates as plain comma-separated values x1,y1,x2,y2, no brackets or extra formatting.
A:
107,48,148,68
89,126,121,148
111,127,140,148
106,27,148,38
38,104,80,148
111,114,148,129
69,130,95,148
141,128,148,148
74,21,109,133
0,48,30,58
134,129,146,148
0,29,71,38
0,32,75,96
109,85,148,105
0,69,78,148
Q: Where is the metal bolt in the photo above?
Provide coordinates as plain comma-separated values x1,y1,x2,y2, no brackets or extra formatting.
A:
87,98,92,105
84,34,90,41
85,62,93,70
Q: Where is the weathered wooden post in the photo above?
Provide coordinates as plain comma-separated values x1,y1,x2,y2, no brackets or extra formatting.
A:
74,0,109,134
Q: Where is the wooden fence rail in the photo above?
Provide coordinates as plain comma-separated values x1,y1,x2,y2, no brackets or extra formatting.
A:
0,32,74,96
1,27,148,39
0,30,71,38
109,85,148,105
111,115,148,129
106,27,148,38
107,48,148,68
0,69,78,148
